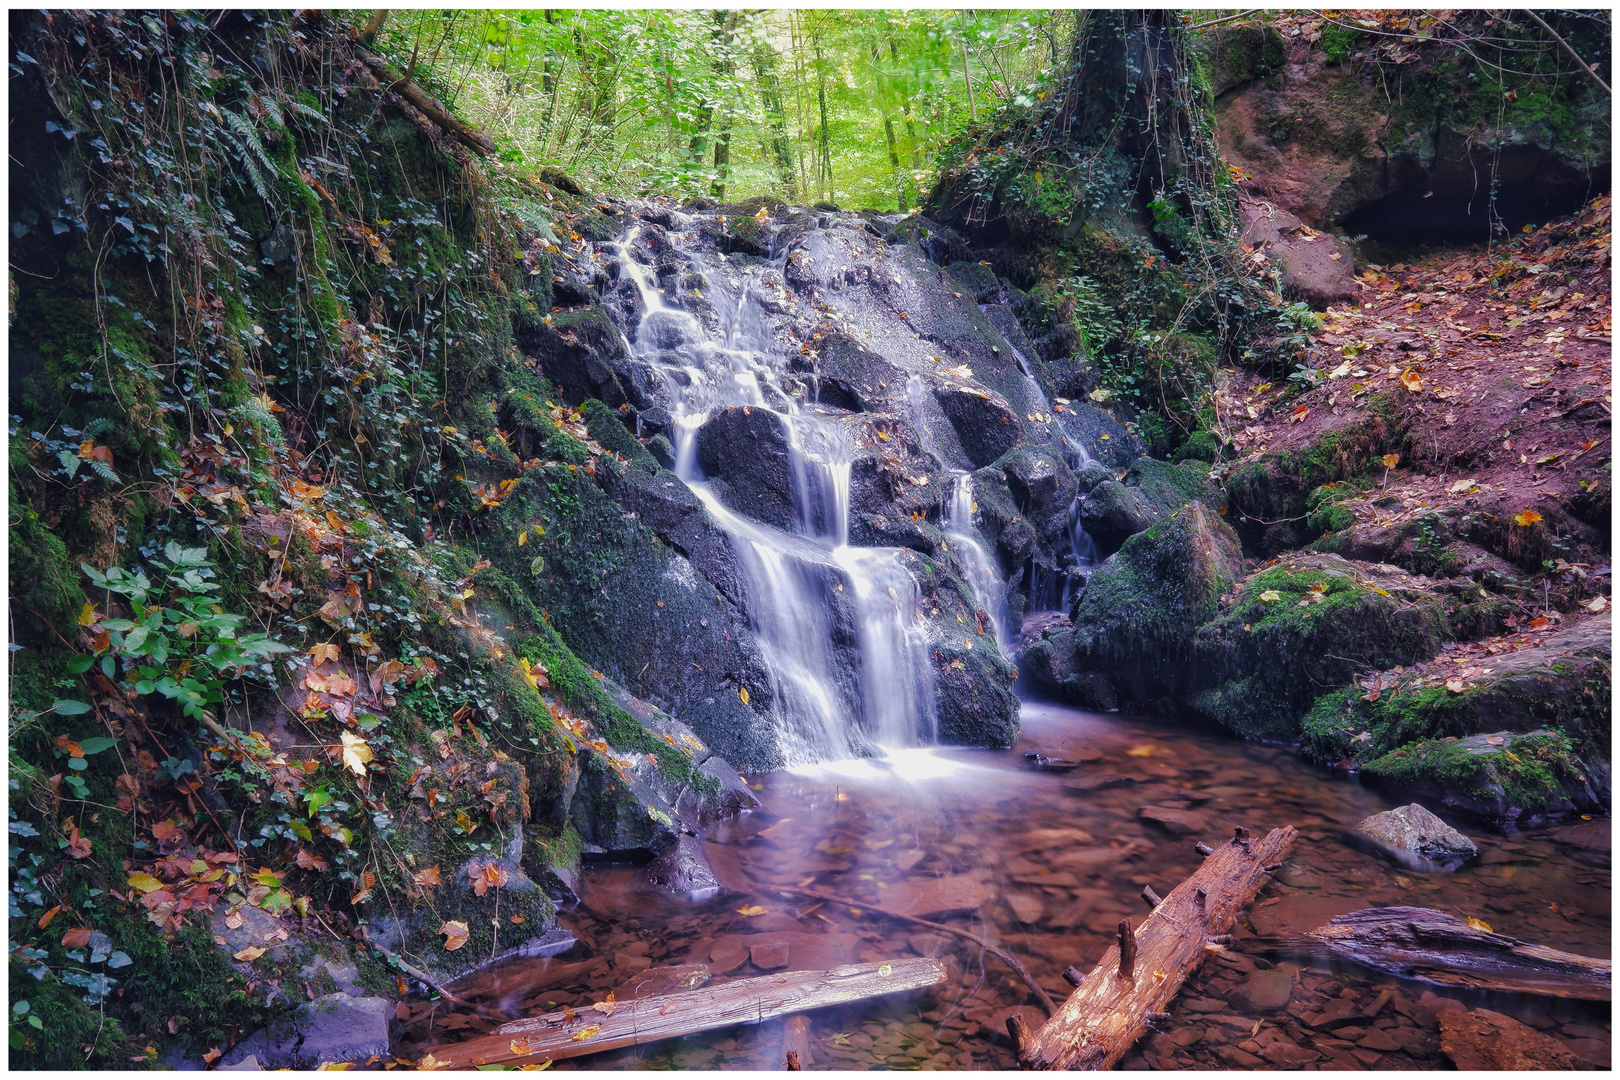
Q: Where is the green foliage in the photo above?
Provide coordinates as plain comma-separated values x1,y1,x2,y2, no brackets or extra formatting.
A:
75,543,291,723
1364,730,1586,813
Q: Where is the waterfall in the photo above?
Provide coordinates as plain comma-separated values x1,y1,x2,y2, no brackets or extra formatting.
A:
612,218,936,765
944,472,1009,647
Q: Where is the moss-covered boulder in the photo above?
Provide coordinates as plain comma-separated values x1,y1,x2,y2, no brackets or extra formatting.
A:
1061,503,1244,708
1300,612,1611,775
517,305,644,410
1361,729,1606,827
1190,554,1451,741
1080,457,1219,554
933,381,1022,468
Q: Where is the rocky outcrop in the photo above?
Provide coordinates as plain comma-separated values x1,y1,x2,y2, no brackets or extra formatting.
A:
1355,803,1478,868
1239,197,1357,308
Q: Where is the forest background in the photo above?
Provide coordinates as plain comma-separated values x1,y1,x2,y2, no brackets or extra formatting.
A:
372,8,1068,210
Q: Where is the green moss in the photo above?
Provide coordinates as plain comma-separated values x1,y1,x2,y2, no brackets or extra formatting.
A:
1364,729,1587,813
581,397,651,466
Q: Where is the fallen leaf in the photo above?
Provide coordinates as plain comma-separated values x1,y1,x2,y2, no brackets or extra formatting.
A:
1381,454,1400,469
66,825,92,859
127,872,165,894
203,1048,222,1065
571,1025,602,1043
295,849,329,872
1465,917,1493,933
454,809,478,835
1586,596,1607,612
309,643,342,667
1445,677,1466,694
470,862,509,897
1513,509,1542,526
1258,589,1283,602
738,686,750,705
1125,744,1158,757
233,945,266,962
339,732,374,776
225,908,244,930
1400,370,1423,393
1448,479,1477,494
417,1052,451,1070
37,905,62,930
510,1038,534,1056
413,864,443,888
735,905,766,917
1485,735,1507,746
592,991,616,1017
62,926,93,948
440,920,470,951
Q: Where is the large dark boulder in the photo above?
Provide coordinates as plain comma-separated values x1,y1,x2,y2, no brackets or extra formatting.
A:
518,306,642,409
695,406,797,532
934,382,1022,467
1063,503,1244,708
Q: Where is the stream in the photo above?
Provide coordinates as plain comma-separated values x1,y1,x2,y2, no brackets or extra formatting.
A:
411,700,1611,1069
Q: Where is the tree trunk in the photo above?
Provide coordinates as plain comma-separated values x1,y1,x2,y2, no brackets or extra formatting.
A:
708,10,740,200
424,958,946,1069
1018,826,1297,1070
754,39,797,198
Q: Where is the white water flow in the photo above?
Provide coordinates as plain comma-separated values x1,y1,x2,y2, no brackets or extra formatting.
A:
944,473,1009,648
615,222,934,764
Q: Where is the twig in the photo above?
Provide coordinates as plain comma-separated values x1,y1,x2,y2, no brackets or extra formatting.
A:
1187,10,1265,33
769,883,1057,1015
1523,10,1610,94
356,925,513,1022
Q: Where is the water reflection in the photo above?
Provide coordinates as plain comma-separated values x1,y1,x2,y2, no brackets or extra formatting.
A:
416,701,1610,1070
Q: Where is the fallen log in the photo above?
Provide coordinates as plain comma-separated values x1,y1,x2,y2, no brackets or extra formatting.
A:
1302,906,1610,1002
347,44,496,157
1018,826,1296,1070
424,957,945,1069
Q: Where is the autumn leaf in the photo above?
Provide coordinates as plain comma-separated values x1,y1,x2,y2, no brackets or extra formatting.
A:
66,826,92,859
1448,478,1478,494
128,872,165,894
413,864,443,888
1465,917,1493,933
295,849,329,872
735,905,767,917
470,862,509,897
1445,677,1466,694
738,685,750,705
510,1038,535,1056
37,905,62,930
417,1052,452,1070
592,991,617,1017
1586,596,1607,613
1126,744,1159,758
340,732,374,776
440,920,470,951
1258,589,1282,602
225,908,245,930
454,809,478,835
1399,370,1423,392
309,642,342,667
570,1025,602,1043
62,926,93,948
1381,454,1400,469
1513,509,1542,527
234,945,267,962
202,1048,222,1065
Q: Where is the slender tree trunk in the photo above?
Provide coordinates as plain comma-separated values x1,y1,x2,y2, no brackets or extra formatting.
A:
814,37,832,200
709,10,740,200
889,40,920,167
754,37,797,198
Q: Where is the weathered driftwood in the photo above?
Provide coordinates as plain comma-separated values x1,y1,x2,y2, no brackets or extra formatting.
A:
770,883,1057,1014
1303,906,1610,1002
1018,826,1297,1070
427,957,945,1069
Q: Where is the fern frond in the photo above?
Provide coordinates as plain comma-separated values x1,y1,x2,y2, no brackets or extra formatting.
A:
88,459,119,483
223,109,276,175
287,100,326,124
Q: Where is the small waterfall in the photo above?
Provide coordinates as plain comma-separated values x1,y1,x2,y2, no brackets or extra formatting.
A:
944,472,1009,647
614,217,936,765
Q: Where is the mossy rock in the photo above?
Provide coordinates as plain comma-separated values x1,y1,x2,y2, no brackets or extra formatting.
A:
1080,457,1218,555
1300,611,1611,773
1067,502,1243,706
1361,729,1606,826
1191,553,1449,742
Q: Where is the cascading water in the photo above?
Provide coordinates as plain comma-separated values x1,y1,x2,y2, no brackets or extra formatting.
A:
611,217,936,765
944,472,1009,647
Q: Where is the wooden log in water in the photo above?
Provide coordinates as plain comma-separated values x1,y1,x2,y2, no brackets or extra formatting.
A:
1301,906,1610,1002
1021,825,1296,1070
425,958,945,1069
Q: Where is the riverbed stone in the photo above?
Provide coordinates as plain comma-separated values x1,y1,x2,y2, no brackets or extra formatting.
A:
1356,803,1478,864
1234,969,1295,1012
643,834,722,898
1438,1007,1582,1070
219,993,394,1069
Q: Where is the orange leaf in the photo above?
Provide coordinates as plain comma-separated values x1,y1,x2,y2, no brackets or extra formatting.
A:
295,849,329,872
440,920,470,951
62,926,93,948
1513,509,1542,526
233,945,266,962
36,905,62,930
1399,370,1423,392
67,826,92,859
592,991,616,1017
412,864,443,888
203,1048,222,1065
309,642,342,667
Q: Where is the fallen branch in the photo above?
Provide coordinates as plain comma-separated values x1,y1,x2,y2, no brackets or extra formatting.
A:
1524,10,1611,95
769,883,1057,1015
348,43,495,157
1289,906,1610,1002
355,926,512,1023
1018,826,1296,1069
425,957,945,1069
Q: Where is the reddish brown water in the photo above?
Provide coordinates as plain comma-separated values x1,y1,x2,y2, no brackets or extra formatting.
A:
411,701,1610,1069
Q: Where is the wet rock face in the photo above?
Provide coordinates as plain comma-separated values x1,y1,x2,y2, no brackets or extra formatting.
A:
219,993,395,1069
1355,803,1478,868
1439,1007,1584,1070
695,406,797,532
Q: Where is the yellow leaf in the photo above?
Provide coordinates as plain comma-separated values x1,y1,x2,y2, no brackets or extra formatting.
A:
340,732,373,775
735,905,766,917
877,963,893,977
518,1062,554,1071
1258,589,1283,602
1513,509,1542,527
440,920,470,951
1400,370,1423,393
455,809,478,835
1381,454,1400,469
1448,479,1478,494
418,1052,452,1070
738,686,750,705
309,642,342,666
1125,744,1157,758
518,530,528,546
1586,596,1607,613
233,945,266,962
316,1063,354,1071
77,602,102,627
592,991,616,1017
571,1025,601,1043
510,1038,535,1056
127,872,165,894
1465,917,1493,933
1445,677,1466,694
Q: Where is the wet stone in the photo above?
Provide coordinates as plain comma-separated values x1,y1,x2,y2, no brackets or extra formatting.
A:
1357,803,1478,866
1439,1007,1582,1070
1234,969,1294,1012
